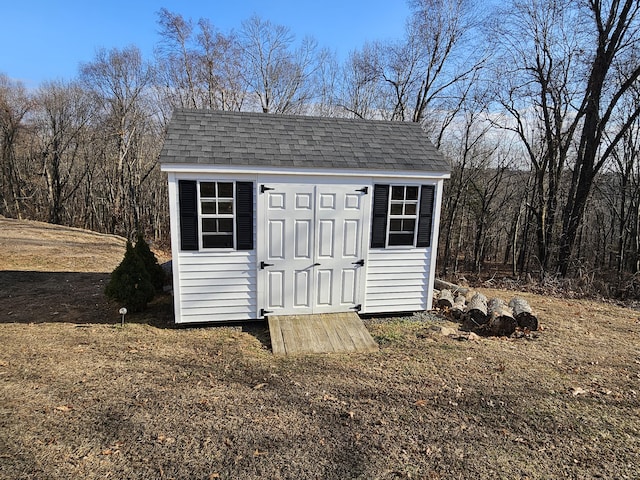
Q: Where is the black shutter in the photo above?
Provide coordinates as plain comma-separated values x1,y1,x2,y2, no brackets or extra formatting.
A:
178,180,199,251
235,182,254,250
416,185,435,248
371,184,389,248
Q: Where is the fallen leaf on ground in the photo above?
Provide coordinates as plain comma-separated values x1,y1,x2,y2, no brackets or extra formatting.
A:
55,405,72,412
572,387,587,396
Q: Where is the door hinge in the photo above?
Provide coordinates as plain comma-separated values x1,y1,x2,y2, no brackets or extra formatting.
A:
356,186,369,194
352,259,365,267
260,308,273,317
260,185,274,193
351,304,362,312
260,261,274,269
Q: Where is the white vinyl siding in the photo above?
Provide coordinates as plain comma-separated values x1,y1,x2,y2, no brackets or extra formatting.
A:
166,169,444,323
176,251,257,322
169,172,258,323
363,249,431,313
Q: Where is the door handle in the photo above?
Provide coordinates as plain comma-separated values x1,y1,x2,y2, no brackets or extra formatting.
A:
312,263,321,267
260,261,274,269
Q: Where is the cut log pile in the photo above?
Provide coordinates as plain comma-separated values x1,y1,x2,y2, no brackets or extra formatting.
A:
434,284,539,337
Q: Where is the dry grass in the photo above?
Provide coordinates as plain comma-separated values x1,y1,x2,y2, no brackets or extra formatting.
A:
1,217,639,479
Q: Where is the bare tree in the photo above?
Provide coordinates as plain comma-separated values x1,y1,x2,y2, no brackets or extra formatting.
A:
402,0,482,127
195,19,246,111
0,74,32,218
156,8,199,109
34,80,96,224
335,44,383,119
240,15,321,114
489,0,583,275
80,46,154,236
558,0,640,275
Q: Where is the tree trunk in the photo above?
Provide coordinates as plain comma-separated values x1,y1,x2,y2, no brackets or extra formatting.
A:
437,289,454,308
464,292,488,329
451,294,466,320
434,278,469,295
486,298,517,336
508,297,538,331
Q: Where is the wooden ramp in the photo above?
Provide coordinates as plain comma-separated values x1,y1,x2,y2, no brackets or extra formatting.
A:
268,312,379,355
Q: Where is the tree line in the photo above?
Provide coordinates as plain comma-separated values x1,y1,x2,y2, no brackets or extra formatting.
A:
1,0,639,293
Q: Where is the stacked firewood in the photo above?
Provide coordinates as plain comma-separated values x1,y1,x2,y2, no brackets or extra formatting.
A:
434,279,538,337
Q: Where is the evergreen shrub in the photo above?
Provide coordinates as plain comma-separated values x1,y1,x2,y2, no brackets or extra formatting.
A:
105,241,155,312
133,234,166,291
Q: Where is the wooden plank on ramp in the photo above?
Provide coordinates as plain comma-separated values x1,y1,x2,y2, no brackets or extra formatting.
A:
268,312,378,355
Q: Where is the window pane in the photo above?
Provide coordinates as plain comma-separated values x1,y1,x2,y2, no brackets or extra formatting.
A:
218,218,233,233
390,203,403,215
218,201,233,214
406,186,419,200
201,201,216,214
391,186,404,200
389,219,402,231
200,182,216,197
388,233,414,246
202,218,217,232
405,203,417,215
402,219,416,232
218,182,233,198
203,234,233,248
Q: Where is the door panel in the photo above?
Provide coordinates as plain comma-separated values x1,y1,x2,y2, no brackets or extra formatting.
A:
313,185,364,313
263,183,365,315
269,221,286,259
294,220,312,258
318,220,334,258
267,270,285,308
293,269,311,307
341,269,357,304
343,220,359,257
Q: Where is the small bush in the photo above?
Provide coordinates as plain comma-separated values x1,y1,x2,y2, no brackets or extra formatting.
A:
133,234,166,291
105,241,155,312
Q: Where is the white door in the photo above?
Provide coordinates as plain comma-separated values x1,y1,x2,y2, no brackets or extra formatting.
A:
262,183,365,315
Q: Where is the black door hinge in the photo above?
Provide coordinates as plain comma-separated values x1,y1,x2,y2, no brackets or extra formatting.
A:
260,261,274,269
352,259,364,267
356,186,369,194
260,308,273,317
260,185,274,193
350,304,362,312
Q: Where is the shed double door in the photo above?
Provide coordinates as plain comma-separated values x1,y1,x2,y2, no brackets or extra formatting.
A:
262,183,366,315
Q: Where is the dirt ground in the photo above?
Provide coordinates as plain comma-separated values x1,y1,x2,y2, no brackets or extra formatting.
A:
1,216,639,479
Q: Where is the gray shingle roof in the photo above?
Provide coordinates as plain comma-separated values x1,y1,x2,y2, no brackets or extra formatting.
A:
159,109,450,173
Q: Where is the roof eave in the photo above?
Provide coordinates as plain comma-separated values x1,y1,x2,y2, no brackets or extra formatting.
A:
160,162,451,180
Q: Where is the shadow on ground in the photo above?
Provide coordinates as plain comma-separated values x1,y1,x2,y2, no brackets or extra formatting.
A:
0,271,173,327
0,271,273,348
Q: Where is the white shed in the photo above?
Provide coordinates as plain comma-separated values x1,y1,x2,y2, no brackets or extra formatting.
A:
159,109,450,324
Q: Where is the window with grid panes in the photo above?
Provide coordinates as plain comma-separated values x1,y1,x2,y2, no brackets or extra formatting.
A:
200,181,234,248
388,185,419,246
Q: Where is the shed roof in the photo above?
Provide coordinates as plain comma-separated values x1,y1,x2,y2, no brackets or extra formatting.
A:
159,109,450,173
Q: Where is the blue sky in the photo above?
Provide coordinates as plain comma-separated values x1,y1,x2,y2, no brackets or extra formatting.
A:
3,1,411,88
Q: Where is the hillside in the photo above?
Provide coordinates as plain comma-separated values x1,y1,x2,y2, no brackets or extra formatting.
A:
1,216,639,479
0,216,169,325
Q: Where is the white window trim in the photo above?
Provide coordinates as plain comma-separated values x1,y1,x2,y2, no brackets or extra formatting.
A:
386,184,422,248
198,180,237,250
